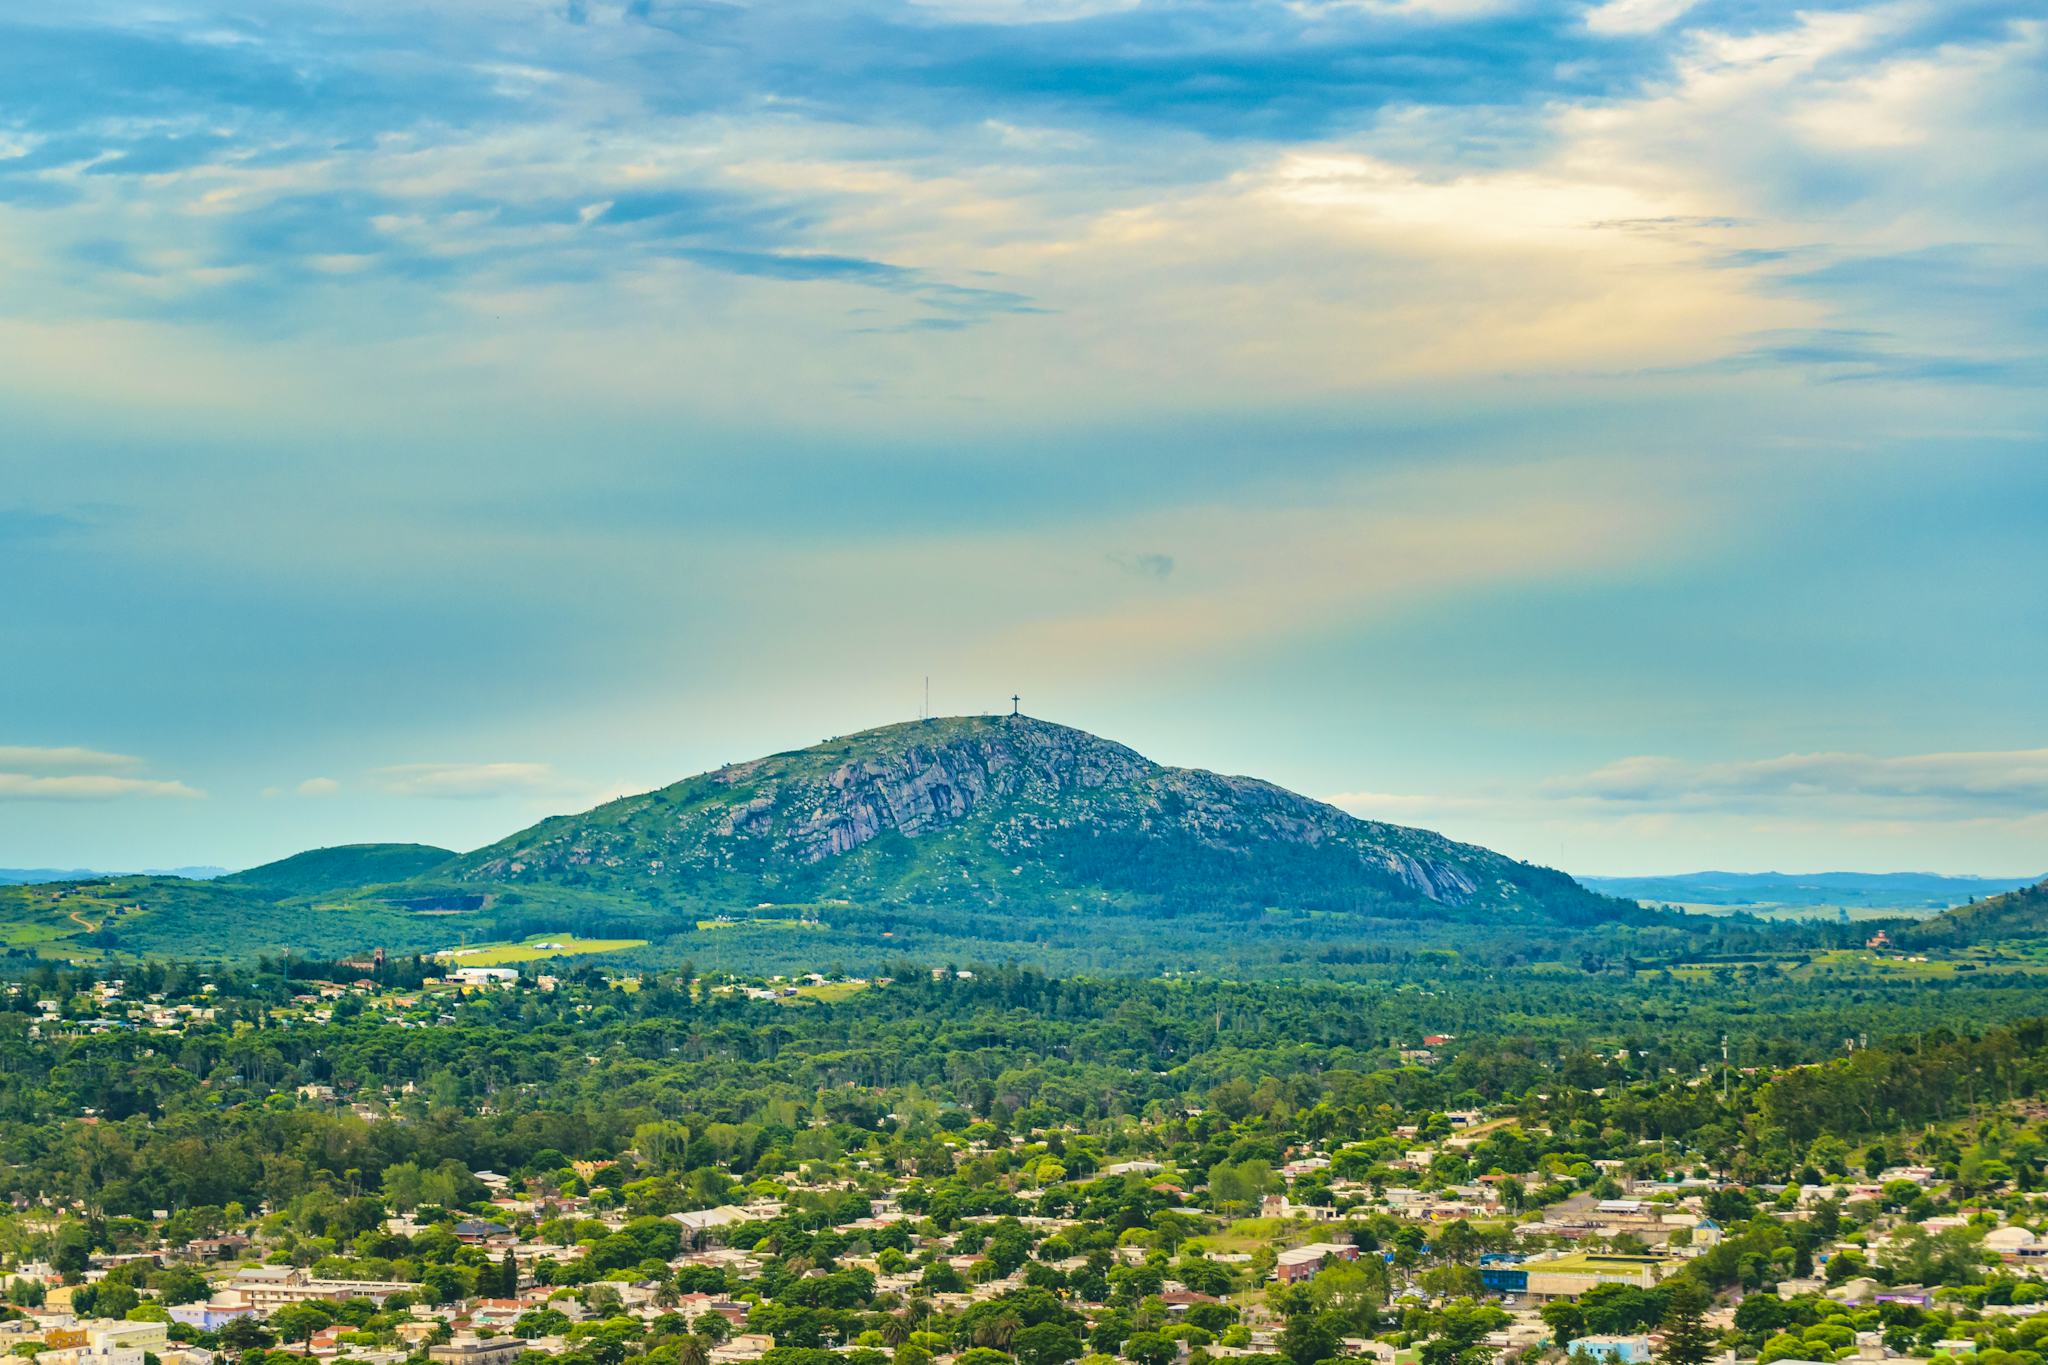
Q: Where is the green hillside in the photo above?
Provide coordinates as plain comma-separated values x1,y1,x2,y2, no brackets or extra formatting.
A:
224,842,456,897
1900,878,2048,949
0,716,1665,970
438,715,1615,920
0,875,443,963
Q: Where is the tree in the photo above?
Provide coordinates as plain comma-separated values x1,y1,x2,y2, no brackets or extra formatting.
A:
1206,1160,1276,1214
1541,1302,1585,1348
1307,1257,1386,1329
1659,1280,1714,1365
1014,1323,1083,1365
1279,1314,1342,1365
1123,1330,1176,1365
1419,1306,1498,1365
218,1319,275,1355
1759,1334,1807,1365
271,1304,332,1353
380,1162,424,1213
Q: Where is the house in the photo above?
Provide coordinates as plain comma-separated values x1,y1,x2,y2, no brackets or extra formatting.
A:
170,1301,260,1333
670,1205,766,1233
448,968,519,988
1260,1195,1339,1222
1274,1243,1360,1284
224,1266,419,1309
184,1236,251,1261
87,1324,168,1355
454,1220,513,1246
426,1335,524,1365
1986,1228,2044,1265
1572,1337,1652,1364
35,1346,142,1365
709,1334,775,1363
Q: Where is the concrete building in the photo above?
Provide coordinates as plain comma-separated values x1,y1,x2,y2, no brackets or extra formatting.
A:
170,1300,261,1332
426,1335,524,1365
224,1266,419,1309
1516,1254,1670,1301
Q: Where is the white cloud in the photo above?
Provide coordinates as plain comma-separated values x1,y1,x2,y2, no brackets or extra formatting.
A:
1582,0,1699,35
905,0,1140,22
296,776,341,797
0,773,202,802
0,745,143,773
1329,747,2048,875
0,745,199,801
1548,747,2048,815
375,762,561,799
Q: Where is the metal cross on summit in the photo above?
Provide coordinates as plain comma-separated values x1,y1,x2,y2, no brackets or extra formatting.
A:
1011,694,1020,716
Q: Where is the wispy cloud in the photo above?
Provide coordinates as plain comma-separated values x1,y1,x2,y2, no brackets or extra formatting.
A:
1330,746,2048,875
374,762,562,799
1547,748,2048,817
0,774,201,802
0,745,143,773
0,745,201,801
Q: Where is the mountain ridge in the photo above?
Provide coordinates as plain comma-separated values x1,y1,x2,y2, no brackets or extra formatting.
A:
440,714,1597,918
1,715,1645,967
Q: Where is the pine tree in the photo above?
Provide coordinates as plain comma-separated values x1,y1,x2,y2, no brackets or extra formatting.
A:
1660,1278,1715,1365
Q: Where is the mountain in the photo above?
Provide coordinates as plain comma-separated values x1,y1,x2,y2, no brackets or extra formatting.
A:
225,843,456,897
0,715,1648,970
441,715,1608,921
1582,869,2043,912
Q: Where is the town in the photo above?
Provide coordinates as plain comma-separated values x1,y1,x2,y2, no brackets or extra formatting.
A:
1,960,2044,1365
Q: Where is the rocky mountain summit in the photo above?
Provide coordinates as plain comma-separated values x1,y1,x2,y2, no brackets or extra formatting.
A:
449,715,1597,918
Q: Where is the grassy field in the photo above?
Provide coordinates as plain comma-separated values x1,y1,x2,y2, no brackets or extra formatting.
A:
1187,1217,1288,1254
436,933,648,965
1663,902,1949,921
787,980,871,1003
1796,949,2048,979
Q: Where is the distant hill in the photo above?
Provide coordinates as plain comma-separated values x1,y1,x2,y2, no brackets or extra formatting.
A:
1581,870,2043,912
1900,879,2048,948
0,874,439,962
0,866,227,884
0,869,102,886
224,843,456,897
0,715,1656,969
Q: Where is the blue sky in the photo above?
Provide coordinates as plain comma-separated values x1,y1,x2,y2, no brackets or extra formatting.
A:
2,0,2044,876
